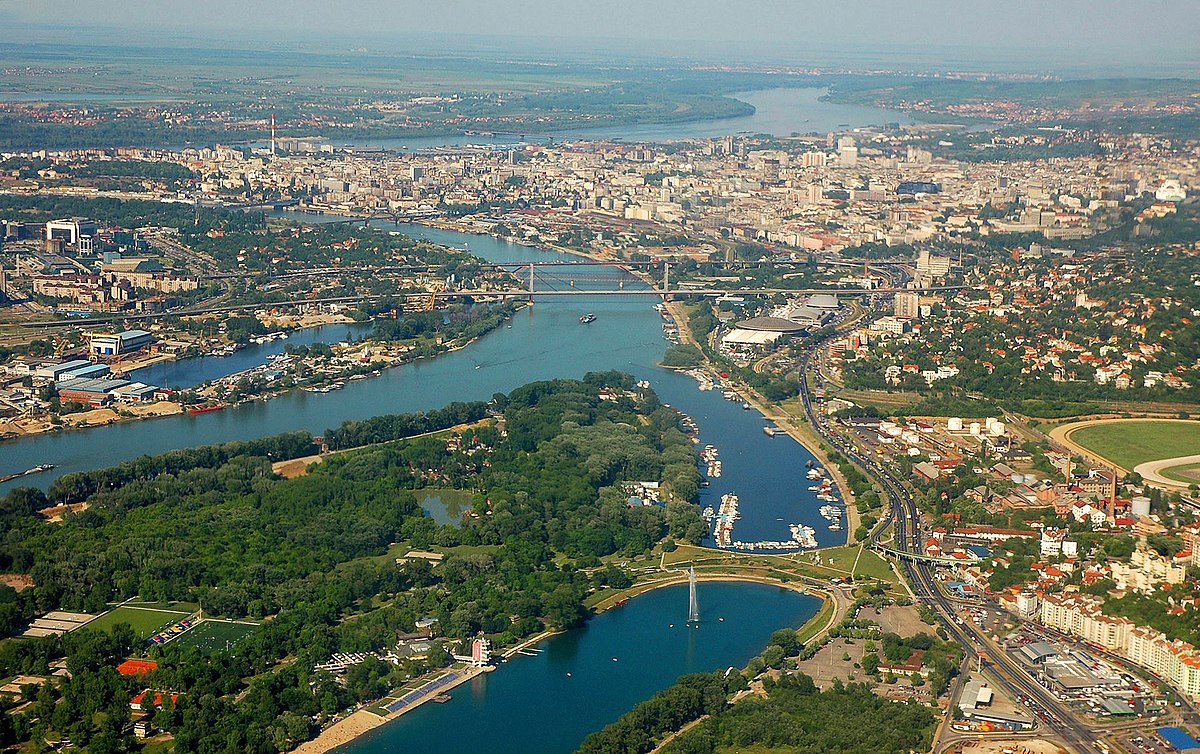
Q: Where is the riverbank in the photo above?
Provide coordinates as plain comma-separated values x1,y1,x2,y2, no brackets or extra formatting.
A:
0,305,521,446
293,710,383,754
271,418,493,478
0,400,185,442
660,298,862,546
417,217,623,267
297,665,493,754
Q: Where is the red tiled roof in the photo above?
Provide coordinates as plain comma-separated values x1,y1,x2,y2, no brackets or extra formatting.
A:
116,659,158,676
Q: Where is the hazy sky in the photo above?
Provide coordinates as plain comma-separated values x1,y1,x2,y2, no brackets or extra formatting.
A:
8,0,1198,45
6,1,1200,68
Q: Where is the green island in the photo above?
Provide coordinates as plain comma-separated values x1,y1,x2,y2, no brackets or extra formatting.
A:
0,373,719,751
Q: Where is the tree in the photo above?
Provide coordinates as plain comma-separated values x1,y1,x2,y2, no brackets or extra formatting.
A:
769,629,800,656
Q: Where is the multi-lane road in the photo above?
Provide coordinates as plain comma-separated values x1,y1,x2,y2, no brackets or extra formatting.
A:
793,298,1103,753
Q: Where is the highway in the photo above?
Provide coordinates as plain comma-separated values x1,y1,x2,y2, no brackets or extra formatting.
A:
793,297,1100,754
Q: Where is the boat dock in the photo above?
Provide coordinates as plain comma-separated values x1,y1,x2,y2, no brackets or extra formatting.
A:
374,665,489,720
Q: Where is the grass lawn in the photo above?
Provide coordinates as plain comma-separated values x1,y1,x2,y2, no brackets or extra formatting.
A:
802,545,895,585
86,606,190,638
1069,420,1200,469
1162,462,1200,484
168,620,259,654
827,389,923,410
659,544,904,597
794,598,837,646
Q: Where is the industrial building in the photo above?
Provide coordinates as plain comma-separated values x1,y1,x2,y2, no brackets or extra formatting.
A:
957,678,1035,730
57,378,132,406
87,329,154,356
60,363,111,382
35,359,92,381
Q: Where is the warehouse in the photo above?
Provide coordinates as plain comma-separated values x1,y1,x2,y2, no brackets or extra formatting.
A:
58,363,111,382
87,329,154,356
57,378,131,406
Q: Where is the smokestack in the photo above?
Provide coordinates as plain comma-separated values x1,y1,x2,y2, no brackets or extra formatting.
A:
1109,468,1118,517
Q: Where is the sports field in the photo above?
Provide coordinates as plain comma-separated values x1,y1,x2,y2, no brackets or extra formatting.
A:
86,605,191,638
1063,420,1200,470
1162,463,1200,484
168,620,258,654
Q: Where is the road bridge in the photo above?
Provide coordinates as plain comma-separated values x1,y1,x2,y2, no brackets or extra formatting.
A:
871,543,980,566
14,283,973,329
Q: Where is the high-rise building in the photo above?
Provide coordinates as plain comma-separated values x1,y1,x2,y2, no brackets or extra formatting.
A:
46,218,98,246
917,248,951,277
894,292,920,320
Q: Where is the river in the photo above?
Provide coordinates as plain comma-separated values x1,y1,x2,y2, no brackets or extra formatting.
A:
337,581,820,754
3,222,840,753
290,87,914,152
1,223,844,550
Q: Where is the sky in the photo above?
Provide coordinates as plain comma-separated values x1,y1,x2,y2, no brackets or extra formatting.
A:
4,1,1199,72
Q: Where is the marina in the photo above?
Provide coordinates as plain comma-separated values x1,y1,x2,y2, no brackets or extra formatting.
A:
1,222,845,556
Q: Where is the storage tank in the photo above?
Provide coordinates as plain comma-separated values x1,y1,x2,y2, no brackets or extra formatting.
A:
990,421,1006,436
1022,473,1038,484
907,447,921,457
1010,473,1025,484
985,417,998,431
969,422,982,436
1131,496,1152,517
947,417,964,432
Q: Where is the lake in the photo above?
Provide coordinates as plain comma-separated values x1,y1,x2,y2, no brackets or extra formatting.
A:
337,580,820,754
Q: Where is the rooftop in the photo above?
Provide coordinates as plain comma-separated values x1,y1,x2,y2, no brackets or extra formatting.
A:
733,316,808,333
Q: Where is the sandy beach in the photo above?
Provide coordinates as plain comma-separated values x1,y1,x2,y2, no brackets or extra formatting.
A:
292,710,384,754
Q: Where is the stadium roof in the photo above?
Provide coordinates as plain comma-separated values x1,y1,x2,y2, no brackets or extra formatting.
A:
733,316,807,333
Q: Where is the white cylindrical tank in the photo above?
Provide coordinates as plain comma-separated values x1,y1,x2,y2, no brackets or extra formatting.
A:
948,417,964,432
990,421,1006,436
907,447,921,457
1131,496,1151,517
1010,473,1025,484
985,417,998,431
969,422,982,436
1023,473,1038,484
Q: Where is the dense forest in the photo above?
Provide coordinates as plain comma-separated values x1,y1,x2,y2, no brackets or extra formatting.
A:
659,674,936,754
577,670,937,754
0,374,708,752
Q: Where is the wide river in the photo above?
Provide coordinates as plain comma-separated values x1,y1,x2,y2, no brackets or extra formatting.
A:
338,582,820,754
2,223,844,552
1,221,838,751
303,87,913,152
